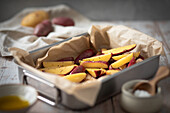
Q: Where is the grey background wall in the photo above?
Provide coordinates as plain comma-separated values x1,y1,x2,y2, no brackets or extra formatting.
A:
0,0,170,22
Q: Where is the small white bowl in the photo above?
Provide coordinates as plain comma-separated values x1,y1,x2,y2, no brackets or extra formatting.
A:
120,80,162,113
0,84,37,113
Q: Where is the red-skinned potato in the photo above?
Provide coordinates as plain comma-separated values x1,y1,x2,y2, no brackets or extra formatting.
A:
82,53,112,62
86,68,106,78
43,61,75,68
34,20,53,37
127,56,136,67
57,57,74,61
102,44,136,55
64,73,86,83
74,49,95,64
39,65,77,75
52,17,75,26
70,65,85,74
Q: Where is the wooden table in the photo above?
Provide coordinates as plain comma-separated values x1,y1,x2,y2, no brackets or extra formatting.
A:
0,21,170,113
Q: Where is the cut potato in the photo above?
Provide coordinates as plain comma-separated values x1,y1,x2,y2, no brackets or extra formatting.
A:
39,65,77,75
64,73,86,83
102,44,136,55
112,54,128,60
106,70,120,75
82,53,112,62
80,61,108,68
86,68,106,78
74,49,95,64
111,53,134,68
43,61,74,68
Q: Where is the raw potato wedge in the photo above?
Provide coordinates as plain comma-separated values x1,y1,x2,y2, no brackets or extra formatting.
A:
111,53,134,68
39,65,77,75
134,51,140,58
86,68,106,78
112,54,128,60
21,10,49,27
106,70,120,75
70,65,85,74
80,61,109,68
82,53,112,62
74,49,95,64
119,64,127,70
102,44,136,55
112,51,140,61
43,61,74,68
127,56,136,67
64,73,86,83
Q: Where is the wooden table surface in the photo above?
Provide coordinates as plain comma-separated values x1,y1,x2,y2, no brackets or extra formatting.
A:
0,21,170,113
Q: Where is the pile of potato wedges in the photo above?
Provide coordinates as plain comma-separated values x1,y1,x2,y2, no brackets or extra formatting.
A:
39,44,144,83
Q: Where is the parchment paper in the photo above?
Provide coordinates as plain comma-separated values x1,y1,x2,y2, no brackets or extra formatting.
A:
9,25,164,106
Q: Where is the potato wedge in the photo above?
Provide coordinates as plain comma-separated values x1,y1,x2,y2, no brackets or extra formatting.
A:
43,61,74,68
64,73,86,83
111,53,133,68
102,44,136,55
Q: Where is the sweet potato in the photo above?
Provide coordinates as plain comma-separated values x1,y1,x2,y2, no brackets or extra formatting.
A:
74,49,95,64
127,56,136,67
52,17,75,26
70,65,85,74
34,20,53,37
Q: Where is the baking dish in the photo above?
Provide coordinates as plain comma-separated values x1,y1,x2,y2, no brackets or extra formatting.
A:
15,33,160,110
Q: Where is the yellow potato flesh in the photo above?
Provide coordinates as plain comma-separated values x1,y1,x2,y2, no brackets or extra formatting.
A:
43,61,74,68
80,61,108,68
64,73,86,83
86,68,106,78
21,10,49,27
112,51,140,61
106,70,120,75
112,54,128,60
102,44,136,54
82,53,111,62
134,51,140,58
40,65,77,75
111,53,133,68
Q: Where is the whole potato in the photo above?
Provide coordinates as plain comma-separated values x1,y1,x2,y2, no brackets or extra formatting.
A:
52,17,75,26
34,20,53,37
21,10,49,27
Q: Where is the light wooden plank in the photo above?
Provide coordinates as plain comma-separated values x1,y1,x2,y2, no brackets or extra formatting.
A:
156,21,170,68
0,57,19,84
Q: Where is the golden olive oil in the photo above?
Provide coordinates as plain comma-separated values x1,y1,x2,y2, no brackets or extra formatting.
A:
0,95,29,111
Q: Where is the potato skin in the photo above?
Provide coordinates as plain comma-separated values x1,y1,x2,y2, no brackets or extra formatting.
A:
34,20,53,37
52,17,75,26
21,10,49,27
74,49,95,64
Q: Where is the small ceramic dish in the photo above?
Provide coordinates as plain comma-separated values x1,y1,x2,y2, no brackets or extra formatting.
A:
0,84,37,113
120,80,162,113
